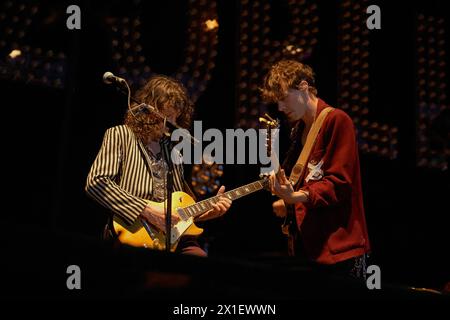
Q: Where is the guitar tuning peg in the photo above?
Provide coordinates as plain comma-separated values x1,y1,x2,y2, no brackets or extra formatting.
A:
259,117,269,124
264,113,276,122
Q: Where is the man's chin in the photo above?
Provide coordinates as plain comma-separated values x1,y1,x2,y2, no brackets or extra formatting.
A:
286,116,296,123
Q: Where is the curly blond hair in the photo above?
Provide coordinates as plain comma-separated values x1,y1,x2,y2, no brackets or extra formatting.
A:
124,75,193,142
261,60,317,103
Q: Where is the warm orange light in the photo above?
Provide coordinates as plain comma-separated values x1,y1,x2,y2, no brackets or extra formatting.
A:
204,19,219,31
9,49,21,59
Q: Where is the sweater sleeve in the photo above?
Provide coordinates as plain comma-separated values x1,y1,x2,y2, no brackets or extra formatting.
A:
85,127,148,225
302,111,357,209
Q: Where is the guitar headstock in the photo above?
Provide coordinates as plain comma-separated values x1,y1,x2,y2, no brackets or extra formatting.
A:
259,113,280,129
259,113,279,154
259,113,281,177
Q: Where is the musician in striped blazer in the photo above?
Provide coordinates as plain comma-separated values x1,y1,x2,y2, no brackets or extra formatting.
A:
85,75,231,256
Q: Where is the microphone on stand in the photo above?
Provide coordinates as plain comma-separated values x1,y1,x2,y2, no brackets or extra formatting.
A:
102,71,127,86
101,71,199,145
102,72,157,115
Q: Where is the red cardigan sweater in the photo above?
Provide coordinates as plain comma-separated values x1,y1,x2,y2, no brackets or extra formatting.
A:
291,99,371,264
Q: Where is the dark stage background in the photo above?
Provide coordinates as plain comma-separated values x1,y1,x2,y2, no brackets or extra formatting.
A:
1,0,449,298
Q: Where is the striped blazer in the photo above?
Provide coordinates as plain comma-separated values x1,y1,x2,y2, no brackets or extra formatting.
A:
85,125,187,226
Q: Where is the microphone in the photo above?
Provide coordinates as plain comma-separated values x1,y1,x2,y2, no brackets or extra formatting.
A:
103,71,127,85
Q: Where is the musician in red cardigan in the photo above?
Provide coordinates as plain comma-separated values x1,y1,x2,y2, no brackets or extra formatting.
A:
262,60,371,279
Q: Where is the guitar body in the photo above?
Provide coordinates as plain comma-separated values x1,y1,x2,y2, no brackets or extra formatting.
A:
113,191,204,252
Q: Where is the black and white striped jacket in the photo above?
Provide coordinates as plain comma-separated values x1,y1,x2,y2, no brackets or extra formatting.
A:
85,125,187,226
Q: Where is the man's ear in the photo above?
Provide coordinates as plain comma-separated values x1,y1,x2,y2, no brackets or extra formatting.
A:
298,80,309,92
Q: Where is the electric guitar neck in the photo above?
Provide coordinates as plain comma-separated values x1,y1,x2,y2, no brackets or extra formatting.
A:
113,178,269,251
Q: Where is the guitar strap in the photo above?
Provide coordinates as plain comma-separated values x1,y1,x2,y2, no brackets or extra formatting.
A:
288,107,334,187
284,107,334,257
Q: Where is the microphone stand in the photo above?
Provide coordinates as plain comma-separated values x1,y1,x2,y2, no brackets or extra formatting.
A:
110,81,198,253
160,135,174,253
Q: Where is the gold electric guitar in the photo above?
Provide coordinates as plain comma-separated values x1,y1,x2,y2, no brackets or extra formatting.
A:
113,179,268,251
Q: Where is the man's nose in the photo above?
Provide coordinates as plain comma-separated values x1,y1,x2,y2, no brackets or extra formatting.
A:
277,102,285,111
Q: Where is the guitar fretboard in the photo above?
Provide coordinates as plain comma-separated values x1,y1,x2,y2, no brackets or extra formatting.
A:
178,179,267,220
